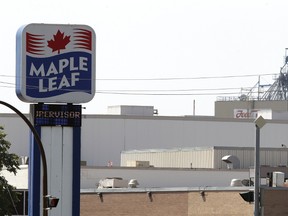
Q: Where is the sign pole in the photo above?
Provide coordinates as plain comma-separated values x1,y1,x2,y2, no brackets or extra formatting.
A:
254,116,266,216
16,23,95,215
254,125,260,216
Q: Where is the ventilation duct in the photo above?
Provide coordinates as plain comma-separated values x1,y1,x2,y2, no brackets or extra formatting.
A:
222,155,240,169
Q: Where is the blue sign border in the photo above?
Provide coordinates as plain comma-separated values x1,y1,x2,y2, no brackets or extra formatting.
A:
16,23,96,103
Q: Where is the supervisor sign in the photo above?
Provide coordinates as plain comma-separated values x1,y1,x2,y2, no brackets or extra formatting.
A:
16,23,96,103
32,104,82,127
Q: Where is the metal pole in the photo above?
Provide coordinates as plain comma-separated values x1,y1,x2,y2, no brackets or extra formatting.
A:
254,125,260,216
0,101,48,216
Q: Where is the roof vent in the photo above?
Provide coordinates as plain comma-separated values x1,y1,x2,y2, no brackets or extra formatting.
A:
222,155,240,169
128,179,139,188
230,179,243,187
19,156,29,165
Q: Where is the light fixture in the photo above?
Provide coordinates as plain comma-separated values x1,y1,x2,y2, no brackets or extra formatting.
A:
45,195,59,210
97,192,103,202
147,192,153,202
254,115,266,129
199,190,206,201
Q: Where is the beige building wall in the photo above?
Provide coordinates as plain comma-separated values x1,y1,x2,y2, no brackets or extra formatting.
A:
188,191,253,216
261,188,288,215
81,192,188,216
80,190,253,216
80,188,288,216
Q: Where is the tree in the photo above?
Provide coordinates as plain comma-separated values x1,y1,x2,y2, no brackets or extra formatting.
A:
0,126,20,215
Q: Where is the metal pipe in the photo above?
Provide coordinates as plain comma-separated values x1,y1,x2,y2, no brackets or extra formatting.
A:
254,125,260,216
0,101,48,216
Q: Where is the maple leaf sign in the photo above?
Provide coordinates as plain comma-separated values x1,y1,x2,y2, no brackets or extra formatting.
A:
47,30,71,54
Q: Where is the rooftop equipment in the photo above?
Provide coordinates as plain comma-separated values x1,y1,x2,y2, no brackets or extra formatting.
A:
222,155,240,169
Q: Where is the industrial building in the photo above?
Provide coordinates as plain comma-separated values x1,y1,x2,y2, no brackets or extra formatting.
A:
215,100,288,118
81,186,288,216
1,104,288,161
2,107,288,167
2,105,288,215
4,58,288,215
4,163,288,215
215,52,288,119
121,146,288,169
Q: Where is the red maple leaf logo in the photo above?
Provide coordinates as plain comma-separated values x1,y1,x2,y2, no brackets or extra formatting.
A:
47,30,71,54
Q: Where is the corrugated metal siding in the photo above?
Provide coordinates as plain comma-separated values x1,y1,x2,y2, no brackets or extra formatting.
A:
122,147,288,169
214,148,253,169
243,149,254,169
262,149,288,167
214,148,288,169
121,148,214,168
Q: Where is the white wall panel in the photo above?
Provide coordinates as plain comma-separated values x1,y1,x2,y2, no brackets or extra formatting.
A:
81,117,125,166
41,126,73,216
2,113,288,167
0,114,29,156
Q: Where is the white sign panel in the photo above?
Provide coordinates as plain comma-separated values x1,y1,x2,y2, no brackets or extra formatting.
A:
234,109,258,119
16,23,96,103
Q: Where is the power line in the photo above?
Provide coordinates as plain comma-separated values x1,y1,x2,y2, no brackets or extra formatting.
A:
97,87,253,92
96,73,277,81
0,72,273,96
0,82,254,93
0,84,252,96
0,73,277,81
95,91,245,96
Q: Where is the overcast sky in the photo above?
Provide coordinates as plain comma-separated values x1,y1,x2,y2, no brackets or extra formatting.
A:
1,0,288,116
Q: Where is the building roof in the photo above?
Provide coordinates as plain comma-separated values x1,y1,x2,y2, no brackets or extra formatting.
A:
122,146,288,154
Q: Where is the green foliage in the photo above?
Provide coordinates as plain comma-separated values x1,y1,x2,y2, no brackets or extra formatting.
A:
0,178,20,216
0,126,20,215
